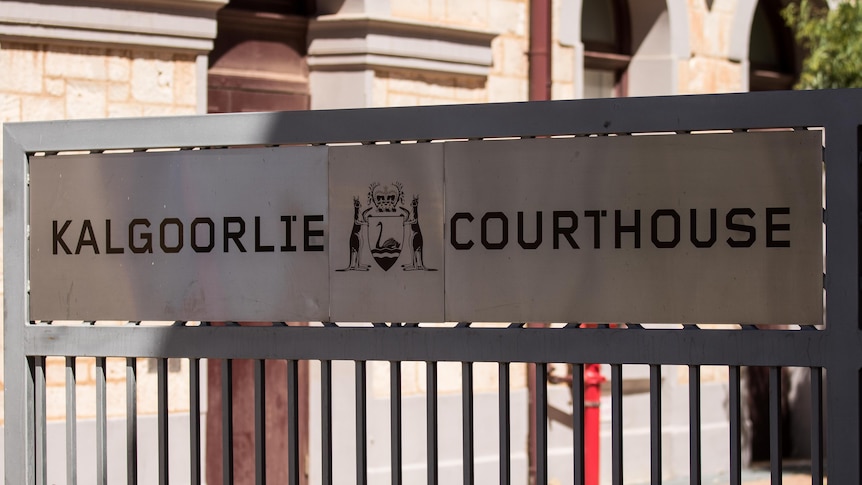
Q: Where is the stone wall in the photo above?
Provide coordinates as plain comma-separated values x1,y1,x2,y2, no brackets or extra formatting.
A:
0,42,198,129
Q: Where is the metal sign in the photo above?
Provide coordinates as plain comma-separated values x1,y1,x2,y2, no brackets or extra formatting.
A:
28,131,823,323
444,133,823,323
30,147,330,321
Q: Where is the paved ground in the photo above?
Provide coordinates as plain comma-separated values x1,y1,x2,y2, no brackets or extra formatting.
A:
631,464,824,485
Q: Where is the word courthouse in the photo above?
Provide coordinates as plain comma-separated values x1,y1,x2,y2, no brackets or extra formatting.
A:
29,132,823,324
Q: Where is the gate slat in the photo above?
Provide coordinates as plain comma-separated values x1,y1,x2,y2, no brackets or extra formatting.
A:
287,359,300,485
36,356,47,485
321,360,333,485
811,367,824,485
729,366,741,485
157,358,169,485
499,362,511,485
650,364,662,485
356,360,368,485
689,365,701,485
391,359,402,485
254,359,267,485
572,363,585,485
463,361,475,485
66,357,78,485
96,357,107,485
536,363,548,485
189,358,200,485
611,364,623,485
769,367,783,485
222,359,234,485
427,361,439,485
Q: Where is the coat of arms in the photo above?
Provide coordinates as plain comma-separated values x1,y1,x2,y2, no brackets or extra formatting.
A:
337,182,435,272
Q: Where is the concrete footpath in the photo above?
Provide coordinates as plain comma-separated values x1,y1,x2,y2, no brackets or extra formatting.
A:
632,465,824,485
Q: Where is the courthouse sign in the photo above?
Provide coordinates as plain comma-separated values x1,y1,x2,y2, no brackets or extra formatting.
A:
29,131,823,324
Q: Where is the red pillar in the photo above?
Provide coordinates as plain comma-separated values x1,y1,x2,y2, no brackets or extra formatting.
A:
584,363,605,485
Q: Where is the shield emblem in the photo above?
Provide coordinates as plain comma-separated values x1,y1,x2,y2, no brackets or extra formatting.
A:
367,214,404,271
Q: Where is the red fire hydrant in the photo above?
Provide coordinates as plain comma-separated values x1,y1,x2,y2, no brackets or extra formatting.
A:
584,363,605,485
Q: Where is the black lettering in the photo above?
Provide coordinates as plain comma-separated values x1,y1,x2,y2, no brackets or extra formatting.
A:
615,210,641,248
766,207,791,248
481,212,508,249
451,212,474,250
651,209,680,248
553,211,579,249
105,220,124,254
75,220,99,254
53,220,72,255
255,216,275,252
726,208,756,248
517,211,542,249
191,218,215,253
280,216,296,252
584,210,603,249
304,215,325,252
690,208,717,248
129,219,152,254
159,218,183,253
224,217,246,252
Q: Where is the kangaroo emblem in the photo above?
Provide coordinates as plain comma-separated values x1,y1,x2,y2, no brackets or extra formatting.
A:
336,196,371,271
402,195,435,271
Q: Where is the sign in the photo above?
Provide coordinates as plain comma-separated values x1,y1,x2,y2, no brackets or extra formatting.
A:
30,147,330,321
29,131,823,324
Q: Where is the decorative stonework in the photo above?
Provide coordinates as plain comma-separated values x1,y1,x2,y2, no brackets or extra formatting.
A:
308,15,497,78
0,0,227,53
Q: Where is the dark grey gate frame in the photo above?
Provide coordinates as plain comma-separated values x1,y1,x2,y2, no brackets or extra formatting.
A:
3,89,860,484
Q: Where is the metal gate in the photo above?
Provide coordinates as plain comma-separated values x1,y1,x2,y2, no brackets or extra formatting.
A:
4,89,860,484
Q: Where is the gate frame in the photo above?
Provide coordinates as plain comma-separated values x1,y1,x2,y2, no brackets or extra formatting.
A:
4,88,861,484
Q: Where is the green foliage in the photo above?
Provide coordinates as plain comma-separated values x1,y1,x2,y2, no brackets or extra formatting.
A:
782,0,862,89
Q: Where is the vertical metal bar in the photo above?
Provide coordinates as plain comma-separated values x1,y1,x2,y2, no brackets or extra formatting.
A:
5,133,34,485
254,359,267,485
95,357,107,485
572,364,585,485
35,356,47,485
463,362,475,485
650,364,661,485
611,364,623,485
66,357,78,485
287,359,300,485
222,359,233,485
391,360,403,485
498,362,511,485
810,367,823,485
189,358,200,485
535,363,548,485
689,365,702,485
126,358,138,485
158,358,169,485
356,360,368,485
729,366,741,485
823,121,861,485
769,367,783,485
321,360,333,485
427,361,439,485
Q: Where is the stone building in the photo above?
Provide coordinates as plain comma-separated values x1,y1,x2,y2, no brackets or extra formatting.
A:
0,0,808,483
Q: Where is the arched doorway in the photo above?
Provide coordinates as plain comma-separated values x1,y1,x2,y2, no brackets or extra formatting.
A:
748,0,799,91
